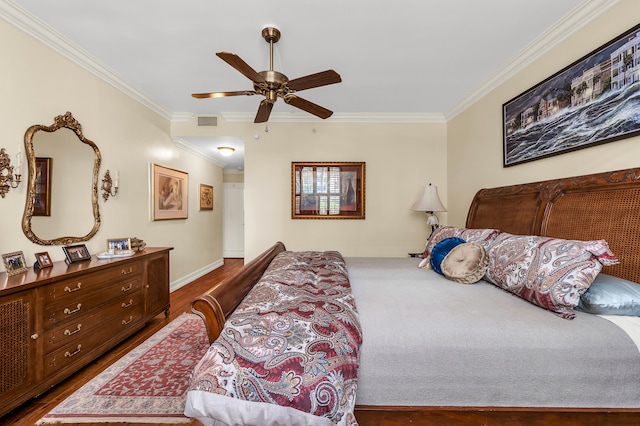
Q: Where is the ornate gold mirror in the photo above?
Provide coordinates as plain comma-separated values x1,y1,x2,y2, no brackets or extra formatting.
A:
22,112,101,245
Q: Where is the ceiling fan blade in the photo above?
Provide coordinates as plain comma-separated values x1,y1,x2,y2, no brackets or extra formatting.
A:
216,52,266,84
192,90,256,99
287,70,341,92
284,96,333,119
254,100,274,123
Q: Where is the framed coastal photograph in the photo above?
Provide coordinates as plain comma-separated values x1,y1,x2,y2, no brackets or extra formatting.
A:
107,238,131,253
503,23,640,167
152,163,188,220
34,157,52,216
292,162,365,219
199,184,213,210
2,251,28,276
34,251,53,269
62,244,91,264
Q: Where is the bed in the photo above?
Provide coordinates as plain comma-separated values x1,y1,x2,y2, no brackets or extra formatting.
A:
186,167,640,425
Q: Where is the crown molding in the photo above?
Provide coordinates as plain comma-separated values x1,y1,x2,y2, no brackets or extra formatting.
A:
445,0,620,120
171,137,226,167
0,0,173,120
221,111,446,123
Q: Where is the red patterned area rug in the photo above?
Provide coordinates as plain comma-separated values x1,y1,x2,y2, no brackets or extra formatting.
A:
37,313,209,424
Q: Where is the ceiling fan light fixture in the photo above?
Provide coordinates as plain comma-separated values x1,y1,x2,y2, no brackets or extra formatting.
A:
218,147,235,157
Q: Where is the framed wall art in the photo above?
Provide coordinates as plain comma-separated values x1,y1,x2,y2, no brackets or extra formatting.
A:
2,251,28,276
199,184,213,210
62,244,91,264
292,162,365,219
503,23,640,167
152,163,188,220
34,157,51,216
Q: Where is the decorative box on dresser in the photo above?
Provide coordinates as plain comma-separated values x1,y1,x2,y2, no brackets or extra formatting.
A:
0,247,172,417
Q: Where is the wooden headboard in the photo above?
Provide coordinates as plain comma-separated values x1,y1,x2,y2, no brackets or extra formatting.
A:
466,167,640,283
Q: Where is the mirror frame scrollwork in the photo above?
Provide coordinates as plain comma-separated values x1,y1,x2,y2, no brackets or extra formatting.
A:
22,112,102,245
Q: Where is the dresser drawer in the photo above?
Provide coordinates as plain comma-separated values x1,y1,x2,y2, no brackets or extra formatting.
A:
44,261,142,305
43,304,144,377
43,291,144,353
44,276,142,329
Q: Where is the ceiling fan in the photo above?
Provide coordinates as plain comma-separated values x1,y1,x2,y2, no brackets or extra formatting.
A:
192,26,342,123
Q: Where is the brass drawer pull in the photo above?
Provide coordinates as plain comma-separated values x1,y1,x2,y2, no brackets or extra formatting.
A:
64,344,82,358
121,283,133,292
63,303,82,315
31,334,39,340
64,283,82,293
64,324,82,336
121,267,134,275
121,299,133,308
122,315,134,325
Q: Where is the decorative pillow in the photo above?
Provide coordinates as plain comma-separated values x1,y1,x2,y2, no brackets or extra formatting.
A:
484,232,619,319
441,242,489,284
420,226,500,262
576,274,640,316
429,237,466,275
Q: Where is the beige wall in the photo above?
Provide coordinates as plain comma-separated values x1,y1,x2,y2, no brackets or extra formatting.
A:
243,121,447,260
173,117,448,261
447,0,640,227
0,19,224,286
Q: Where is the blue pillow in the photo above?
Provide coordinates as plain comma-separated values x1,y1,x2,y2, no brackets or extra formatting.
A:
430,237,466,275
576,274,640,316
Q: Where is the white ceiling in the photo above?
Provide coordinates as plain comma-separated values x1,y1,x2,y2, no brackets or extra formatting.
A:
2,0,617,170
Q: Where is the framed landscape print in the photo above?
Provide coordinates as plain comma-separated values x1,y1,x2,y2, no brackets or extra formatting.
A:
292,162,365,219
152,164,188,220
503,23,640,167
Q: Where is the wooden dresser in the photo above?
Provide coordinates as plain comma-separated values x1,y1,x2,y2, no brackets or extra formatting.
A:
0,247,172,417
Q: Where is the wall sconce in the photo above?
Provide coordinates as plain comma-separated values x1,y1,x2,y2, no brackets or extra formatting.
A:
412,183,447,240
217,146,235,157
101,169,119,202
0,147,22,198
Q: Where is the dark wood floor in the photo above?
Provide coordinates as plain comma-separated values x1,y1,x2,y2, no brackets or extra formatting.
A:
2,258,244,426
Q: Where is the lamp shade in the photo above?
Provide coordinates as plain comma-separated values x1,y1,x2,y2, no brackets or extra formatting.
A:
412,183,447,212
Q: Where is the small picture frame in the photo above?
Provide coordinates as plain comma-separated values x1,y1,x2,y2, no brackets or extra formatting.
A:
199,184,213,210
107,238,131,253
2,251,28,276
34,251,53,269
62,244,91,264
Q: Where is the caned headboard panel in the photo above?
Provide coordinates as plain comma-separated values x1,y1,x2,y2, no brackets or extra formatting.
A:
466,168,640,283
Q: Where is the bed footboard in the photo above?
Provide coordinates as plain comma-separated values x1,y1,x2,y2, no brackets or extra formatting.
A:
190,241,286,343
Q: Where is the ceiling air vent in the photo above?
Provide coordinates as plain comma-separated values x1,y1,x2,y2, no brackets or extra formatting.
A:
197,116,218,126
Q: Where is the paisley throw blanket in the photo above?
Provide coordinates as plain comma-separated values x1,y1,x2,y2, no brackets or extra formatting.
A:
185,251,363,426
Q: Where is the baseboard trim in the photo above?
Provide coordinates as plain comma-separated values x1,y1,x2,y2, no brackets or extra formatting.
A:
170,258,224,292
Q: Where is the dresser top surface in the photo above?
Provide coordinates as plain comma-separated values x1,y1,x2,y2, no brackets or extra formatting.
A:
0,247,172,296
